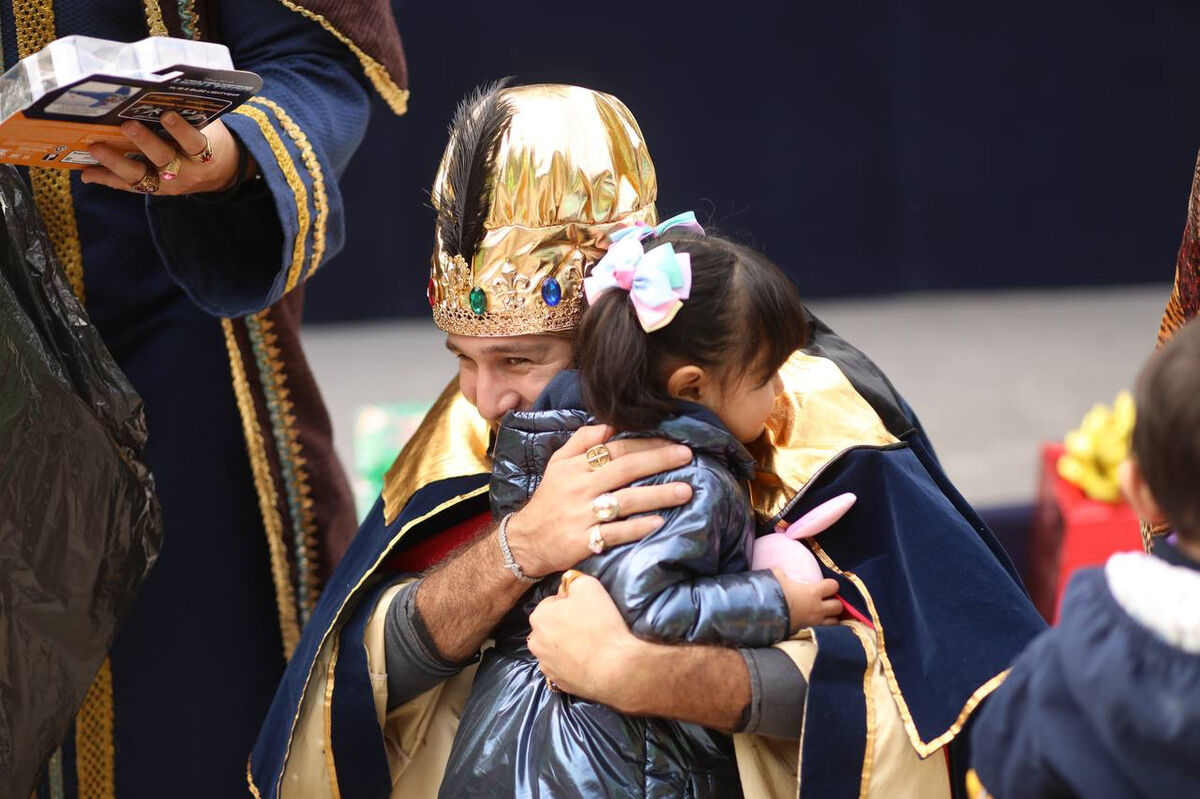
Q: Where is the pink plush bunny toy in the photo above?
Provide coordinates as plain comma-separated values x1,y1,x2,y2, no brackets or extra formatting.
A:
751,493,872,627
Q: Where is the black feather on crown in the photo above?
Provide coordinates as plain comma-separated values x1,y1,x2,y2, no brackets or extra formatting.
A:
434,77,515,263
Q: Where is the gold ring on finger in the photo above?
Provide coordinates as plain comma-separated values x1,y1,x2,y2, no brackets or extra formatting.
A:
591,492,620,523
560,568,583,593
128,165,160,194
587,525,606,555
185,134,214,164
157,152,184,181
585,444,612,470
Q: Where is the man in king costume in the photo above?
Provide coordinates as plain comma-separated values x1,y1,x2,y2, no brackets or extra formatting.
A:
9,1,407,796
250,82,1045,798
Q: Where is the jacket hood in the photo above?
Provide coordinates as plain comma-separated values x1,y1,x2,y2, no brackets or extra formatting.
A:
503,370,756,480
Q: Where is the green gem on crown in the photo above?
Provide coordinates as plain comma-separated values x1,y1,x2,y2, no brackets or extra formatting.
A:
468,286,487,315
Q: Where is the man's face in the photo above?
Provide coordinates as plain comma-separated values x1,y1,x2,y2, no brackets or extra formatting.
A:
447,333,574,423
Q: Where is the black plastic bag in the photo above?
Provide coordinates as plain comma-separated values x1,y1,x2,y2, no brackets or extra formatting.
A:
0,166,162,795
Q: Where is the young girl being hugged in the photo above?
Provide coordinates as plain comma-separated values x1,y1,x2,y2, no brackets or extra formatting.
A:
439,214,842,798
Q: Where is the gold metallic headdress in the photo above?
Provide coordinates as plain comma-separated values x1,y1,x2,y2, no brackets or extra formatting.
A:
428,83,658,336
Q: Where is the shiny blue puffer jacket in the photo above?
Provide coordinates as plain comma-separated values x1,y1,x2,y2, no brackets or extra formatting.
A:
439,373,789,798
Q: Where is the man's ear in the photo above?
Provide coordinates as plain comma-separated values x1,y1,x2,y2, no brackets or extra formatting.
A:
666,365,709,402
1118,458,1168,526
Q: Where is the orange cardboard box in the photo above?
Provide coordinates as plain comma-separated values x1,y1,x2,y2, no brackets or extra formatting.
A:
0,36,259,168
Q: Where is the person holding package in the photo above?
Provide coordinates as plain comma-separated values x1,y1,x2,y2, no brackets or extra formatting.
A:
5,1,407,795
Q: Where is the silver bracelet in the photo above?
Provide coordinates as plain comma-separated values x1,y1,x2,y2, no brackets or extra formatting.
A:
497,512,539,584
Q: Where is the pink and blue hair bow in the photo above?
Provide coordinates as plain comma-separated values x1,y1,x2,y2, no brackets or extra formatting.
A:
583,211,706,332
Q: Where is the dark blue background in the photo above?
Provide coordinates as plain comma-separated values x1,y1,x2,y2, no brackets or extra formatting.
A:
306,1,1200,322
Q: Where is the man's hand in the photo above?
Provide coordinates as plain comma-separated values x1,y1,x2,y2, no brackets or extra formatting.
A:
527,572,642,704
414,424,693,663
81,114,249,196
773,572,842,633
529,572,750,731
506,424,694,577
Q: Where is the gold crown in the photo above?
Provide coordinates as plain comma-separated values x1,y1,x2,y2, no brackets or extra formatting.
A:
428,84,658,336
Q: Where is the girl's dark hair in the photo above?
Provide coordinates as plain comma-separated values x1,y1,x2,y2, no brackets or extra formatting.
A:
578,229,808,431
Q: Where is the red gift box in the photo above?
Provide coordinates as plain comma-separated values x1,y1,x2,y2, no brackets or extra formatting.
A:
1027,443,1142,622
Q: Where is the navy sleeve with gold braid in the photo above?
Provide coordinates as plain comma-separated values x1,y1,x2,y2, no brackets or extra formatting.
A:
145,0,372,317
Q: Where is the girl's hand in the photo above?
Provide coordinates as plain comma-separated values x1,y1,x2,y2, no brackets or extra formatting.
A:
81,113,247,196
773,571,842,633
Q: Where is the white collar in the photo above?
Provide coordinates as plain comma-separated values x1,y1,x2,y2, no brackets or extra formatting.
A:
1105,551,1200,654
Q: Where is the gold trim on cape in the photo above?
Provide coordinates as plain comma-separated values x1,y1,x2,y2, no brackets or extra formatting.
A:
791,625,877,799
849,624,877,799
74,657,116,799
265,484,490,795
261,377,491,789
810,539,1011,756
247,760,264,799
222,318,302,659
13,0,87,303
752,347,998,757
322,637,345,799
794,629,817,792
382,377,492,525
273,0,409,115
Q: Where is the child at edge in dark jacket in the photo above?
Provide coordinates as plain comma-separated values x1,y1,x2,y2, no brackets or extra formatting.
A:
437,213,845,798
969,316,1200,799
